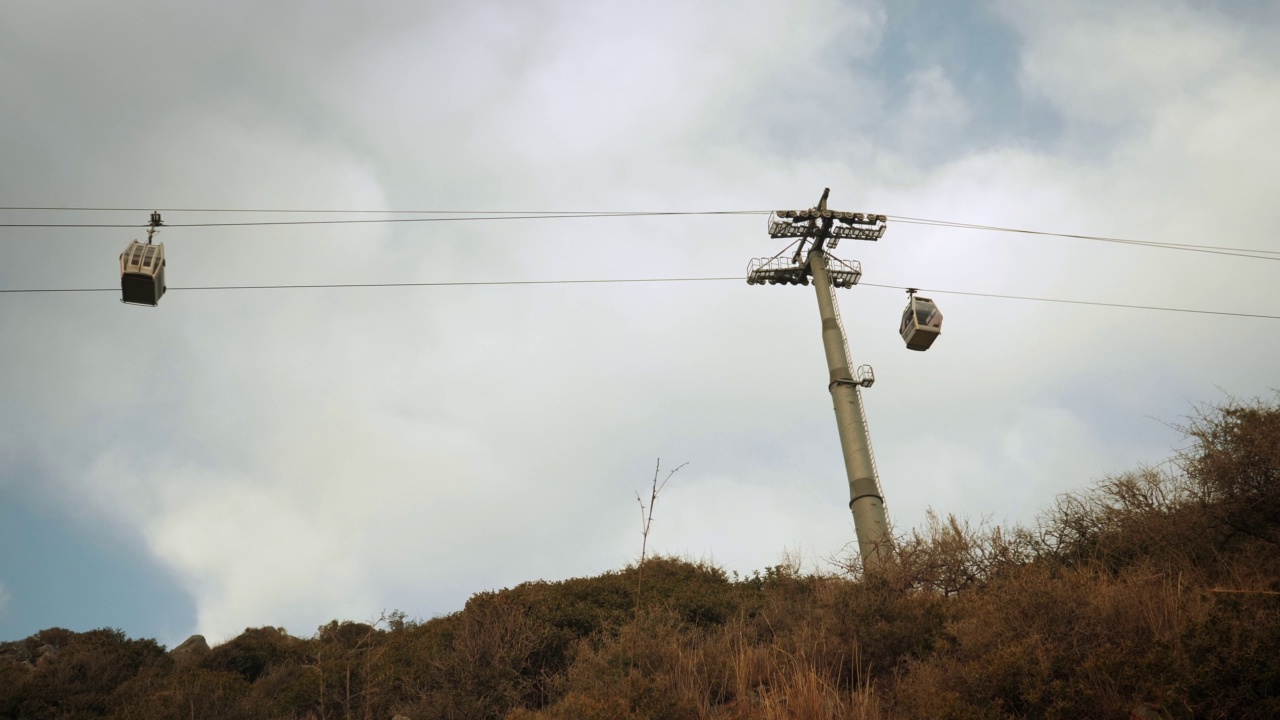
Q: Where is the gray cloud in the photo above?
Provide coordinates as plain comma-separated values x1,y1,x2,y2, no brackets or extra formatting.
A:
2,0,1277,642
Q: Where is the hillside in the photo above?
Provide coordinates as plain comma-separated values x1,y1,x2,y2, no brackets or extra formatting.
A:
2,398,1277,719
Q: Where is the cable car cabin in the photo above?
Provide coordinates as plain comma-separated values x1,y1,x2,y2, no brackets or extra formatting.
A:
120,240,167,306
900,295,942,351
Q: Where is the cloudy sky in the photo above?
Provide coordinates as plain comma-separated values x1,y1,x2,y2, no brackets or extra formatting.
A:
2,0,1278,647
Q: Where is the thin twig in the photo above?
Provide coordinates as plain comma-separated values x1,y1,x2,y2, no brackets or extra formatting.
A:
635,459,689,617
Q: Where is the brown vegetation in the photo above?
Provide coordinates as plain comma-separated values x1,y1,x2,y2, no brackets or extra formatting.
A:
1,397,1277,719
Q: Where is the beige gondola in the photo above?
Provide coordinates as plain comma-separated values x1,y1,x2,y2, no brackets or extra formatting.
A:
900,289,941,351
120,240,167,306
120,212,167,306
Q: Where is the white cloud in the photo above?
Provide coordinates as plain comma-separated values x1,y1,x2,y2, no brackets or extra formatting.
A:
895,67,972,158
995,0,1244,128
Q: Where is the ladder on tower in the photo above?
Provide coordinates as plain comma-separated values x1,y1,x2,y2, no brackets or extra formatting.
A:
827,275,881,491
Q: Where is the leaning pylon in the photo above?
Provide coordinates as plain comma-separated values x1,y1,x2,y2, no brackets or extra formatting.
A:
746,189,892,569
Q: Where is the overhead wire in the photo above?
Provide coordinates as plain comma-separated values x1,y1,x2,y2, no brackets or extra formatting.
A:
0,277,742,293
857,282,1280,320
887,215,1280,261
1,205,1277,261
0,206,770,215
0,210,769,228
3,276,1277,320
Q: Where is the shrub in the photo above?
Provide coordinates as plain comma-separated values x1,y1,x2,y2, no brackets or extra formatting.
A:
204,626,300,683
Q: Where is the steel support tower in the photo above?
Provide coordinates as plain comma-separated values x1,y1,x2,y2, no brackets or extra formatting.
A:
746,189,892,569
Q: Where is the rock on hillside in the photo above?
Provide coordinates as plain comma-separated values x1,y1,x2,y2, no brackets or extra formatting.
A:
169,634,210,665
